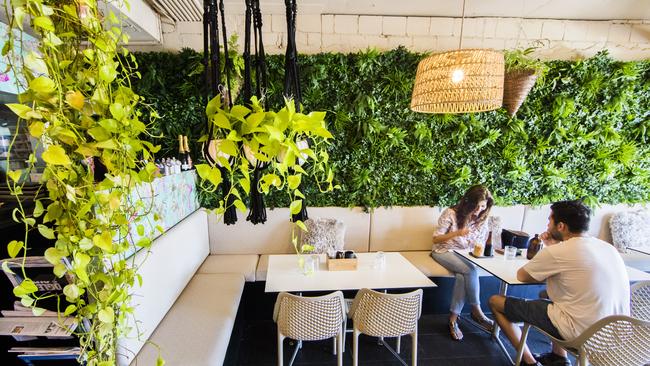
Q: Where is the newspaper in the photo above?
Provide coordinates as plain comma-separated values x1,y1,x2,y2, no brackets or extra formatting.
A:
0,317,77,337
9,347,80,355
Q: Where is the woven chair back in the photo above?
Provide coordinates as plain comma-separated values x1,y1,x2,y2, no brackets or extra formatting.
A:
350,288,422,338
581,316,650,366
631,281,650,321
274,291,345,341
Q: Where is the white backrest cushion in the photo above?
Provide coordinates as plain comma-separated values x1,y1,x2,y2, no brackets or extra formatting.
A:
521,204,551,237
490,205,526,232
523,203,648,243
369,206,440,252
609,209,650,252
306,207,370,253
208,208,293,254
118,209,209,365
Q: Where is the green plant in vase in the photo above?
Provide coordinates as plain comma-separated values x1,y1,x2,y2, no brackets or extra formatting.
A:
196,95,337,255
2,0,161,364
503,44,549,116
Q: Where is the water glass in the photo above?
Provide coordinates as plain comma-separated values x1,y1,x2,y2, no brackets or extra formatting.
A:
301,256,316,275
311,254,320,272
504,245,517,260
374,251,386,270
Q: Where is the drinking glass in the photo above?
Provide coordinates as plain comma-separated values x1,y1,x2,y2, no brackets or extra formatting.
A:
504,246,517,260
374,251,386,270
311,254,320,272
302,255,315,275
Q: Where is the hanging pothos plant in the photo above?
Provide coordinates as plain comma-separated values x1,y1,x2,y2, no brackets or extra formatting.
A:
196,95,337,253
3,0,160,365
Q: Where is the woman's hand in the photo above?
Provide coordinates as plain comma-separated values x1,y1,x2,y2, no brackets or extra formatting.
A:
456,227,470,237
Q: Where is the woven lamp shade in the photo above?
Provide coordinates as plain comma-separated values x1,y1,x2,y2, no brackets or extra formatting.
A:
410,49,505,114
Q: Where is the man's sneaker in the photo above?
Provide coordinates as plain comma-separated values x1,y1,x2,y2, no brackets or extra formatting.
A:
533,352,571,366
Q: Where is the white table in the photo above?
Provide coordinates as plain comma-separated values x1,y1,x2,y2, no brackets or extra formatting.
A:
629,246,650,255
454,249,650,364
454,250,650,285
265,252,436,293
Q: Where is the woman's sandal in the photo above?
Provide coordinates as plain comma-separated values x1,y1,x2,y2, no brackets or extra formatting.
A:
449,320,463,341
471,312,495,332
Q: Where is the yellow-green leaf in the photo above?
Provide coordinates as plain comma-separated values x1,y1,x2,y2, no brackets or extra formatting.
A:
63,284,79,300
99,65,117,83
53,263,67,278
98,307,115,323
29,76,56,94
233,199,247,213
213,113,231,129
287,174,302,190
6,103,32,119
7,170,22,182
219,139,238,156
290,200,302,215
38,225,55,240
7,240,23,258
295,220,307,232
29,121,45,137
65,90,84,110
42,145,71,165
93,231,114,252
33,16,55,32
32,307,46,316
25,52,48,75
63,304,77,316
33,200,44,218
44,247,63,264
14,279,38,297
156,356,166,366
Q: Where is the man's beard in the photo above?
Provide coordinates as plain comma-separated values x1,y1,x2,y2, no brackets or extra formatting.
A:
549,228,563,241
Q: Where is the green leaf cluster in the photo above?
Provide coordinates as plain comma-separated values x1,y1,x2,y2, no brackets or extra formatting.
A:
4,1,161,364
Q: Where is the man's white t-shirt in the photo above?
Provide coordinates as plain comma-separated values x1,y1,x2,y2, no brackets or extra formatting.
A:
522,236,630,340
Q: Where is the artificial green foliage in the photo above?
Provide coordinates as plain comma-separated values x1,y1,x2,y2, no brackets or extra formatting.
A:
133,47,650,208
3,1,160,364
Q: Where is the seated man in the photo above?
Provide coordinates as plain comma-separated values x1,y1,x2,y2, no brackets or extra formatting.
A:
489,200,630,366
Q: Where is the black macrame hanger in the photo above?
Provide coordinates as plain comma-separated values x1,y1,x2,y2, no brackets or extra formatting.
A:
243,0,270,225
283,0,308,222
203,0,237,225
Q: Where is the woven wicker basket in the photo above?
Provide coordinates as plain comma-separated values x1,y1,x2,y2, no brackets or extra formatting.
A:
410,49,504,114
502,69,538,116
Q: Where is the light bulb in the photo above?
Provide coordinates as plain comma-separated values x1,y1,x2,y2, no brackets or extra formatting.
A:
451,69,465,83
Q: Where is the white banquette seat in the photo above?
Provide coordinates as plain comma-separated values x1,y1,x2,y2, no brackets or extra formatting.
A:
119,203,648,365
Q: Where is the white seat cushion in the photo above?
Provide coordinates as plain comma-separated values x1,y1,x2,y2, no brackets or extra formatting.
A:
256,254,270,281
197,254,259,282
132,273,245,366
620,251,650,272
400,251,490,277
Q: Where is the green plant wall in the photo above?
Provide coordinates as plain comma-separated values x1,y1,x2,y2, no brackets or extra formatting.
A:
132,48,650,208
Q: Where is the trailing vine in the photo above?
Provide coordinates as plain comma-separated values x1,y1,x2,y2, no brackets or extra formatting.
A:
3,1,160,364
133,48,650,208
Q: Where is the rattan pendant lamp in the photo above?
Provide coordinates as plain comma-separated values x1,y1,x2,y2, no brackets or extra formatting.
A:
410,0,504,114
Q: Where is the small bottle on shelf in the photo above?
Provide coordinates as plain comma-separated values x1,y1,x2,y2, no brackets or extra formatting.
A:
183,135,193,170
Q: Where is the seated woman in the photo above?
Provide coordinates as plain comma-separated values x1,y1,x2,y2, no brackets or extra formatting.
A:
431,185,495,340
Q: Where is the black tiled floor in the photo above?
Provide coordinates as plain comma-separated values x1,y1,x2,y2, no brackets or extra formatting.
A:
231,314,571,365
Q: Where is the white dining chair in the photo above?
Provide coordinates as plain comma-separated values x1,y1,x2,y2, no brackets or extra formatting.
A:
273,291,346,366
349,288,423,366
515,315,650,366
631,280,650,321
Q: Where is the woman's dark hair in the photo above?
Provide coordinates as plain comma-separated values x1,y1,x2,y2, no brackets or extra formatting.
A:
550,200,591,233
453,185,493,229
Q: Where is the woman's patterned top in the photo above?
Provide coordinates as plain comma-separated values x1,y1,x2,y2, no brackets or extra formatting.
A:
432,207,489,253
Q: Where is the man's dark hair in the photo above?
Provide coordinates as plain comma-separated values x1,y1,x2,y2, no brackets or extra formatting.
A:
550,200,591,233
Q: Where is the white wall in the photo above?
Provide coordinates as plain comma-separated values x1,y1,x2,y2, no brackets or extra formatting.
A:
134,13,650,60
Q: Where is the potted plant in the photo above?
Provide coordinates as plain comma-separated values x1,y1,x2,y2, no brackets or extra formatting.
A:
503,45,549,116
3,1,160,364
